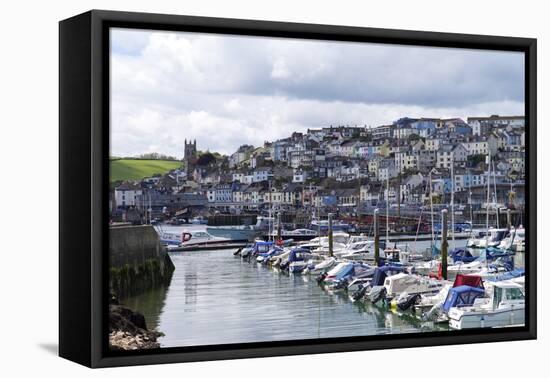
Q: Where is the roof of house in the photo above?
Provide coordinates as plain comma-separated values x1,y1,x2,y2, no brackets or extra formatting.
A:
115,181,141,191
467,115,524,121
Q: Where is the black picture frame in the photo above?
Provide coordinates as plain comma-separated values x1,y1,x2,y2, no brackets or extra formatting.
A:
59,9,537,368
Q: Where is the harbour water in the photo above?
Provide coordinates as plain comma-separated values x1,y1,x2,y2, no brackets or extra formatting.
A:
124,225,524,348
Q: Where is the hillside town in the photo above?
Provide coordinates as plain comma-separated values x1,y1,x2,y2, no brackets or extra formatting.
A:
111,114,526,227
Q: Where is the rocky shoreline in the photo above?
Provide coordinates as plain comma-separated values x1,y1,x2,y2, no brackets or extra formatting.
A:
109,297,162,351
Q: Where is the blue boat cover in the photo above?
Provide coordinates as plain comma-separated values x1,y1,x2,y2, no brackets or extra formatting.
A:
485,268,525,282
450,248,476,263
442,285,485,313
480,247,515,260
335,263,355,280
288,248,312,262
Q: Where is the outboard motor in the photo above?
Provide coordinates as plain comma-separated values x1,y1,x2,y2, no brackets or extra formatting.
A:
334,279,348,290
316,272,328,284
280,260,290,271
397,293,421,311
233,248,242,256
422,303,443,321
352,285,368,301
369,286,387,304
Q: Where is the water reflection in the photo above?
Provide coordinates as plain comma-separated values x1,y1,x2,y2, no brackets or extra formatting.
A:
123,235,524,348
123,286,168,331
126,248,446,348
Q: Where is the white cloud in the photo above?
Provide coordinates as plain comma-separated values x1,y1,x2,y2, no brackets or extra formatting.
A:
110,28,525,158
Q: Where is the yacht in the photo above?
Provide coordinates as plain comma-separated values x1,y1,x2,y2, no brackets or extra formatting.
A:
159,229,227,247
467,228,509,249
206,216,273,241
310,219,351,233
382,273,447,299
269,228,318,241
336,240,381,262
288,248,315,273
299,232,350,254
448,280,525,329
303,257,337,275
498,226,525,252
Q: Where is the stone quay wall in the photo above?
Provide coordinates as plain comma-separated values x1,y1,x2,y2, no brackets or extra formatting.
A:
109,225,175,299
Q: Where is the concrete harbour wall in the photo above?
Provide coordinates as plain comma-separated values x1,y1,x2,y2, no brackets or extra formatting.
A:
109,225,175,299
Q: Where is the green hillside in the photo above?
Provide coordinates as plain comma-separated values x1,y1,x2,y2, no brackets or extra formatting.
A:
110,159,183,183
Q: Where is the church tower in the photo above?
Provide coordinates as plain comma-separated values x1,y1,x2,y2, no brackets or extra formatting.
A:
184,139,198,174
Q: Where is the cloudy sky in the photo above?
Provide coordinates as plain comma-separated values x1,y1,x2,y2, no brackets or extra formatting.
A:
110,28,524,158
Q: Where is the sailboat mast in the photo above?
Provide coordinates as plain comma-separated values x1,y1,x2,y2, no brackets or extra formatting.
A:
492,160,499,227
451,152,455,249
468,168,473,226
430,170,435,247
386,173,389,244
269,181,273,242
485,153,491,248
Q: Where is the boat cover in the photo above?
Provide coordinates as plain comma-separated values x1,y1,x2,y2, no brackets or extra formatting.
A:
371,266,404,286
453,274,483,289
288,248,312,262
480,247,515,260
335,263,355,280
450,248,476,263
485,268,525,282
442,285,485,313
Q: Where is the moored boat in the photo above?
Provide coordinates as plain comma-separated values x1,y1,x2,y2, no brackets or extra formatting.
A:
448,280,525,329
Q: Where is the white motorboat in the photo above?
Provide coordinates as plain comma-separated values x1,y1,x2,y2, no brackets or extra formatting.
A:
448,280,525,329
383,273,447,298
301,232,350,247
467,228,509,248
303,257,337,275
336,240,380,261
498,226,525,252
414,284,452,319
158,229,227,247
206,216,273,241
269,228,318,241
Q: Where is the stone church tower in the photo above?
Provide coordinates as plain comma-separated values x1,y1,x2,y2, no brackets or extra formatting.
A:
184,139,198,174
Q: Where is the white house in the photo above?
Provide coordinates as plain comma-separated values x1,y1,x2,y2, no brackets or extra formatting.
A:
462,141,489,156
293,169,308,183
395,150,418,172
436,144,468,169
114,182,142,208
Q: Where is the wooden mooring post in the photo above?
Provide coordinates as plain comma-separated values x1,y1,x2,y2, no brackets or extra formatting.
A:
441,209,448,280
277,212,282,241
374,208,380,265
328,213,334,257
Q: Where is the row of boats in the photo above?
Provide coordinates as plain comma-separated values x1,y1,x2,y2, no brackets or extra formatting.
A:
232,232,526,331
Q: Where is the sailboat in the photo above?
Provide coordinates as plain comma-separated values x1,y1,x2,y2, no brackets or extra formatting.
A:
382,172,404,262
466,152,509,248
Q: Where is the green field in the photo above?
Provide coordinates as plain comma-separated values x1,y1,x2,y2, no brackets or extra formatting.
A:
110,159,183,183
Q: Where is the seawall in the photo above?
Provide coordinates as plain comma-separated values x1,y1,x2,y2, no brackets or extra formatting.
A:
109,225,175,299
